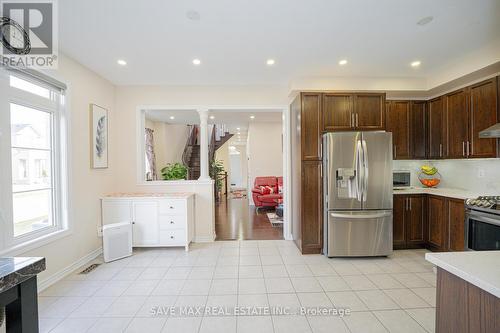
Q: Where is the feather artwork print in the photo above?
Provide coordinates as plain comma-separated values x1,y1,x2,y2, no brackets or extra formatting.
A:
95,115,106,158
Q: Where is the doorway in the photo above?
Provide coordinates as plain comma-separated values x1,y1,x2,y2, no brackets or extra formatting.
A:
209,108,289,240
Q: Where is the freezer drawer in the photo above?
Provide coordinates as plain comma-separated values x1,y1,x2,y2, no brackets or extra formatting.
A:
326,210,393,257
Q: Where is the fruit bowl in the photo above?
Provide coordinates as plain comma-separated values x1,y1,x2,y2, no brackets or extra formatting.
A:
419,177,441,188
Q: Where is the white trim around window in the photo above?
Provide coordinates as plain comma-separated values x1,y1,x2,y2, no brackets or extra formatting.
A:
0,68,70,255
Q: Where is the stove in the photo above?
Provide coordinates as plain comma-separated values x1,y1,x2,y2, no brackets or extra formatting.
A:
465,196,500,214
465,196,500,251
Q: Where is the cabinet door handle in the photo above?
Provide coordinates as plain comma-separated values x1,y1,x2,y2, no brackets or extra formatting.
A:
467,141,470,157
132,221,135,224
170,236,174,239
355,114,359,127
439,143,443,157
169,206,174,209
170,221,174,224
405,198,408,210
394,145,397,159
462,141,465,157
409,198,412,210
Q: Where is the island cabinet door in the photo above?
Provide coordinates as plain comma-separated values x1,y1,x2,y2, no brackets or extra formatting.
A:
427,195,447,251
132,201,159,246
393,195,407,249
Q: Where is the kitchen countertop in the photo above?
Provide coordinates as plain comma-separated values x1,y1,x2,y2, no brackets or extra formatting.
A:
0,257,46,293
393,187,481,200
425,251,500,298
103,192,195,199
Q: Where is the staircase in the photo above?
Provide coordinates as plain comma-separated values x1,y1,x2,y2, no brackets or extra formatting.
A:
182,124,233,180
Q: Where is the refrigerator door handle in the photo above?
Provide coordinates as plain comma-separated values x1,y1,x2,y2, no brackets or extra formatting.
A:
355,140,363,201
361,139,369,202
330,211,392,219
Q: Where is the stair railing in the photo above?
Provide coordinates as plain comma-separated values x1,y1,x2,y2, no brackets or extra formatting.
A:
182,125,198,179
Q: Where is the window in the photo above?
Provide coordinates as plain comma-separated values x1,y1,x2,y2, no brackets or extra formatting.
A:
0,70,67,251
11,103,54,237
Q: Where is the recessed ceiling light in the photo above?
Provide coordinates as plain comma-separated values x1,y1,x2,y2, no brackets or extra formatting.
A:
411,61,421,67
250,115,255,119
236,127,240,130
417,16,433,26
266,59,275,66
192,59,201,65
169,116,175,120
209,115,215,119
338,59,348,65
117,59,127,66
237,132,241,135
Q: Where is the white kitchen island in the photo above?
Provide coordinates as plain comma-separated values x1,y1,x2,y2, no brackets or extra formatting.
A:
102,193,195,251
425,251,500,333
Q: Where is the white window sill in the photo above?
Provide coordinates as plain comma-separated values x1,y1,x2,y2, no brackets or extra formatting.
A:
0,228,72,257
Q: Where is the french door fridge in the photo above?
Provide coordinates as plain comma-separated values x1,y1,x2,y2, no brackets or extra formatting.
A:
323,132,393,257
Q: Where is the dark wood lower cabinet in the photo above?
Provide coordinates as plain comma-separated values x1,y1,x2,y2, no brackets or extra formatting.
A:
447,198,465,251
301,160,322,254
393,195,426,249
394,194,465,252
436,268,500,333
427,195,447,251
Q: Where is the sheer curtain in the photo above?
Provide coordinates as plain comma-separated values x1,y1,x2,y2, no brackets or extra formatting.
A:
144,128,157,180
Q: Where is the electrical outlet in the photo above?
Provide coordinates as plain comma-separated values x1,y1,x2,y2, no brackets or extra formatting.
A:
97,226,103,237
477,168,485,178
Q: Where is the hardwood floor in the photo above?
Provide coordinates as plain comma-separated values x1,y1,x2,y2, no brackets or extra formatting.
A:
215,196,283,240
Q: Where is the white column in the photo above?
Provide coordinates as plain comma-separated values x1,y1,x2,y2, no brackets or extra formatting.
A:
198,109,210,180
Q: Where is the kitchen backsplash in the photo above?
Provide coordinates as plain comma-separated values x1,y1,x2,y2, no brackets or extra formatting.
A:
393,158,500,194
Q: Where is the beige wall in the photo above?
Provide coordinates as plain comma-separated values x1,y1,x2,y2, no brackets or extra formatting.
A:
247,122,283,204
215,140,231,195
18,54,116,283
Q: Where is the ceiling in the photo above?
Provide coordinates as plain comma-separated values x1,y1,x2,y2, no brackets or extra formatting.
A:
145,109,282,144
59,0,500,86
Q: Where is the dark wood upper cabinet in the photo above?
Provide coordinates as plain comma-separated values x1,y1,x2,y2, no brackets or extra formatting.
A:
428,195,447,251
447,198,465,251
410,101,427,159
301,93,322,161
469,78,498,158
428,97,447,159
385,101,411,159
301,160,323,254
407,195,426,247
354,93,385,130
446,88,469,159
322,94,353,131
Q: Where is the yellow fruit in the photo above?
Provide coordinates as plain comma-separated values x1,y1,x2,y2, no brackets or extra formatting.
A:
421,165,437,175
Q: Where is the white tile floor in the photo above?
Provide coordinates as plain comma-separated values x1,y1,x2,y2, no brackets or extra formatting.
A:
38,240,437,333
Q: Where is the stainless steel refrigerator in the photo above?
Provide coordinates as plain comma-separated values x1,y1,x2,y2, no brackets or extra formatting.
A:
323,131,393,257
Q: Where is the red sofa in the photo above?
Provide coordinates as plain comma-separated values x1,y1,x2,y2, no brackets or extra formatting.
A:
252,176,283,208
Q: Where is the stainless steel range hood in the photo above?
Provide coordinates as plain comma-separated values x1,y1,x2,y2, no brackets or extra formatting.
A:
479,123,500,138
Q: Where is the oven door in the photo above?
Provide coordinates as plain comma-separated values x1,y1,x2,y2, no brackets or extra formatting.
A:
466,210,500,251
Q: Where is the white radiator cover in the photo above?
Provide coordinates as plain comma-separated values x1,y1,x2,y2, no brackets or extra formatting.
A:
102,222,132,262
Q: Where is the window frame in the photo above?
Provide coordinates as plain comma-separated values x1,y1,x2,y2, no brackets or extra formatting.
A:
0,69,69,253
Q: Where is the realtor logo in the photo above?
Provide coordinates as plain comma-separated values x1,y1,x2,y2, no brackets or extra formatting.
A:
0,0,58,68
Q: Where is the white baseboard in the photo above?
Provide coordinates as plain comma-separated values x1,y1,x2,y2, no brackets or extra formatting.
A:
194,233,216,242
37,247,103,292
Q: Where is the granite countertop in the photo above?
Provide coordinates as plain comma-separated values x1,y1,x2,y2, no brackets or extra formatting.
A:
393,187,481,200
0,257,46,293
425,251,500,298
103,192,195,199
